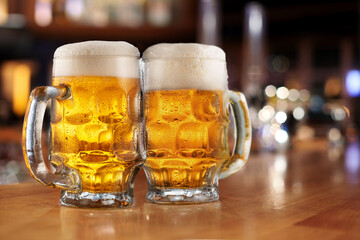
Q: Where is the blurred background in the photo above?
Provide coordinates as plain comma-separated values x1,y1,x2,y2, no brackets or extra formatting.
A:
0,0,359,185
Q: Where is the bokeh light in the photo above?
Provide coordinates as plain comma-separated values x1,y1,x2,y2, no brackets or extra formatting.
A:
293,107,305,120
65,0,85,21
345,142,360,174
248,3,263,36
299,89,311,102
309,95,324,113
265,85,276,97
288,89,300,101
324,77,342,97
331,108,346,121
258,105,275,122
328,128,342,142
276,87,289,99
275,129,289,144
346,70,360,97
0,0,8,25
35,0,53,26
275,111,287,123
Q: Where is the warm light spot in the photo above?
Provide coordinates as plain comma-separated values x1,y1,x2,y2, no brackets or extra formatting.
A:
343,106,350,118
12,64,31,116
1,62,17,101
285,78,301,90
0,0,8,25
324,77,341,97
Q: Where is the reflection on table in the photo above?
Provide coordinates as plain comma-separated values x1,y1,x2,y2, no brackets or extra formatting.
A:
1,139,359,239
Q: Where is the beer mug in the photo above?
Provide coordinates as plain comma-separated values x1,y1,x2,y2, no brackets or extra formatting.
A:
142,43,251,203
23,41,145,208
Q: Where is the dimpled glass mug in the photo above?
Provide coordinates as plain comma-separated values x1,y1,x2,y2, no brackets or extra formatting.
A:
23,41,145,208
142,43,252,203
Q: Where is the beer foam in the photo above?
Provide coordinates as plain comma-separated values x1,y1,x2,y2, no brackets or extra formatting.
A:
142,43,228,91
53,41,140,78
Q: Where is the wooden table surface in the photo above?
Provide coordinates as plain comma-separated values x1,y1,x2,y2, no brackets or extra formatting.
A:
1,140,360,240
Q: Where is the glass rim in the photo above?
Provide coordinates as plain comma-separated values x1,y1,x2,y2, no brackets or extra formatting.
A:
53,55,140,60
141,57,226,62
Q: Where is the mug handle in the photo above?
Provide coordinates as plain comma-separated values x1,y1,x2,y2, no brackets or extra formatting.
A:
220,91,252,179
23,86,80,190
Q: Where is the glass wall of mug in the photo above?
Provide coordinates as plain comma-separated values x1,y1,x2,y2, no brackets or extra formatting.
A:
23,41,145,208
142,43,251,203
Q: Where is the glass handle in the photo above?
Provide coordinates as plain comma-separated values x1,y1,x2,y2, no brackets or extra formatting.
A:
23,86,80,190
220,91,252,179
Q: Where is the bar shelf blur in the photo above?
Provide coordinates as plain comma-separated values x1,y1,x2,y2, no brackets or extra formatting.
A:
23,0,196,42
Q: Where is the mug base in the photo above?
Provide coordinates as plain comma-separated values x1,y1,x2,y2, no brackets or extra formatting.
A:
146,187,219,204
60,190,134,208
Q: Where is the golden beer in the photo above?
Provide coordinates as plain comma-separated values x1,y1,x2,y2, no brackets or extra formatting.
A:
23,41,143,207
51,76,142,193
144,89,230,188
142,43,251,203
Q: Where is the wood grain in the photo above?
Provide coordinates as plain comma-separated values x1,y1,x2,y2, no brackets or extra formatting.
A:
1,142,359,240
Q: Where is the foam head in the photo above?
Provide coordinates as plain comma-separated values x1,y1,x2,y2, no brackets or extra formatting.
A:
142,43,228,91
53,41,140,78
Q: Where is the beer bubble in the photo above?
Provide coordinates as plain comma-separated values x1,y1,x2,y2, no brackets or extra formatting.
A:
176,122,209,150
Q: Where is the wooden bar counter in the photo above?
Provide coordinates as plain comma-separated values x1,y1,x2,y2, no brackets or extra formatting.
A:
1,140,360,239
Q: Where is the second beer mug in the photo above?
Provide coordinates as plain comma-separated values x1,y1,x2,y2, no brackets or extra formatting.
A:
23,41,145,208
143,43,252,203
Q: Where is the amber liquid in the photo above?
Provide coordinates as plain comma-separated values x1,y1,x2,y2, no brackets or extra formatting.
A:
51,76,143,193
144,89,230,189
